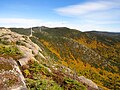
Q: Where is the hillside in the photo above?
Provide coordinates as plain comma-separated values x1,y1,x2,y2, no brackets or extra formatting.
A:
31,27,120,90
3,27,120,90
0,28,100,90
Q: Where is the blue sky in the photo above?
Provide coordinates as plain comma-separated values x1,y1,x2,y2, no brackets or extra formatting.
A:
0,0,120,32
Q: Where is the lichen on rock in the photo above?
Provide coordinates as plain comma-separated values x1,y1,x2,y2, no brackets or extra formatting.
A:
0,57,27,90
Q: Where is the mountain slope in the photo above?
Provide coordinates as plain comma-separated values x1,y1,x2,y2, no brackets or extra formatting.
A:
0,28,101,90
10,27,120,90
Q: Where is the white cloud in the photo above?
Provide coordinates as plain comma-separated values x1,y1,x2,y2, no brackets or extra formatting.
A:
0,18,69,28
0,18,79,31
0,18,42,27
55,0,120,16
0,18,119,32
54,0,120,32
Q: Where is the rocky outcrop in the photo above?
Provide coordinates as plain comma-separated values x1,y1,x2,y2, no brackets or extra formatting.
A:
0,28,46,90
0,57,27,90
0,28,45,66
51,64,99,90
78,76,99,90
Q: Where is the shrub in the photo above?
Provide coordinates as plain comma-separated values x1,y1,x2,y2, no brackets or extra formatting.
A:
26,78,63,90
0,45,23,59
63,78,87,90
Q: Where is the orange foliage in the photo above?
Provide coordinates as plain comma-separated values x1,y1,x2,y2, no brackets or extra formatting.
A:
78,38,107,49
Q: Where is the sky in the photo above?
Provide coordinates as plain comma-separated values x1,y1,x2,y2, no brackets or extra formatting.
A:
0,0,120,32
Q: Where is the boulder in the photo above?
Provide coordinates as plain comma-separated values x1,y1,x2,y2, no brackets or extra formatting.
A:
0,57,27,90
78,76,99,90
